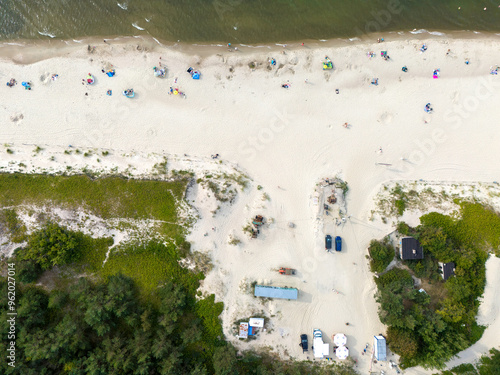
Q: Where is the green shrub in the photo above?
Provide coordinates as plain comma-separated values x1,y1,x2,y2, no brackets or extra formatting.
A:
376,268,413,289
16,258,44,283
387,327,419,360
19,223,82,270
395,199,406,216
368,238,395,273
449,363,477,375
397,221,410,235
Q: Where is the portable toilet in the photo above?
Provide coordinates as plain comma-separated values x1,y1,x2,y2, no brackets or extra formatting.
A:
373,335,387,361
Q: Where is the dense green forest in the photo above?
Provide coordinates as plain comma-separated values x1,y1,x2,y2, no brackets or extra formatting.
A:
0,271,357,374
369,202,500,369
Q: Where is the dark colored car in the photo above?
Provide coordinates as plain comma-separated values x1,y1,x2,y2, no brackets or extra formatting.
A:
325,235,332,250
300,334,308,352
335,236,342,251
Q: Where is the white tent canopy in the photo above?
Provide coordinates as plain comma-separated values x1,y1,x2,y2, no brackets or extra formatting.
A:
249,318,264,328
336,345,349,360
333,333,347,346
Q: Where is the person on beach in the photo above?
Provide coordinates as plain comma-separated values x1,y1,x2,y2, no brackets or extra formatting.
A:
6,78,17,87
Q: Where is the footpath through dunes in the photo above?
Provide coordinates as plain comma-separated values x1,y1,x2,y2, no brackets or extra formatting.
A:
1,36,500,373
445,256,500,369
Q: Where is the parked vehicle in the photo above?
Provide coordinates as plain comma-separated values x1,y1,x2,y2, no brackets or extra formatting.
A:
325,235,332,250
279,267,296,276
335,236,342,251
312,329,330,358
300,334,308,353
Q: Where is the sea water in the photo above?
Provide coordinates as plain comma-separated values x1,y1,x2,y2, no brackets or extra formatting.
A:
0,0,499,43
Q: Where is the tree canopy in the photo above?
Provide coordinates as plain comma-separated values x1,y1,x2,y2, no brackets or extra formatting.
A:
372,203,499,369
18,223,82,270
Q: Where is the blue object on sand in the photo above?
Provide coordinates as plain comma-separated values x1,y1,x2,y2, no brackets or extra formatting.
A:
123,89,135,98
192,71,200,79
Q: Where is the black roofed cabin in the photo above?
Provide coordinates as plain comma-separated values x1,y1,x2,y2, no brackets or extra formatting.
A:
439,262,456,280
399,237,424,260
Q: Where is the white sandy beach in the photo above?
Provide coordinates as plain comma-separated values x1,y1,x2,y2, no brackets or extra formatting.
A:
1,35,500,373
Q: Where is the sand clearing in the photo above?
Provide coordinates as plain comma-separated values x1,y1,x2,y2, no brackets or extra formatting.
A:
1,36,500,373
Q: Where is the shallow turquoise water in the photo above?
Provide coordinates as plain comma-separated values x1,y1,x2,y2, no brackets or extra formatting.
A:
0,0,499,43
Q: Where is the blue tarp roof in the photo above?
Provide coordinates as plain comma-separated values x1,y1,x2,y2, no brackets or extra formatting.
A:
373,335,387,361
254,285,298,300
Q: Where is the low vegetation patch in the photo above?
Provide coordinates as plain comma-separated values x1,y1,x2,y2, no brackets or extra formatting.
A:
432,348,500,375
101,241,202,296
0,173,188,238
0,208,27,242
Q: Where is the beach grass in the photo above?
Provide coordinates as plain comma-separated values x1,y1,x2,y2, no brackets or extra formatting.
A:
421,202,500,256
0,173,188,235
99,241,203,297
0,173,198,296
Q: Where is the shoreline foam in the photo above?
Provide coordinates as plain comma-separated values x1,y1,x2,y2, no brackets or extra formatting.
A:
1,29,500,64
